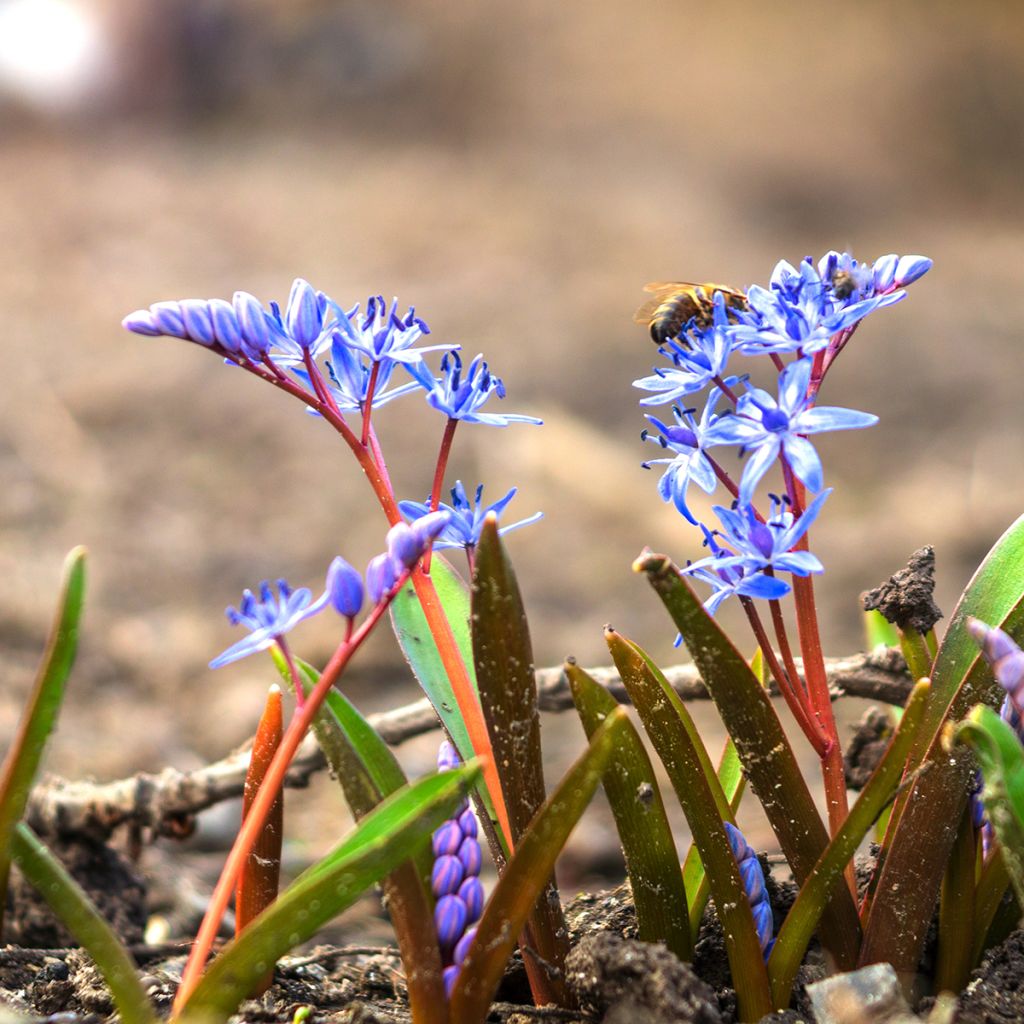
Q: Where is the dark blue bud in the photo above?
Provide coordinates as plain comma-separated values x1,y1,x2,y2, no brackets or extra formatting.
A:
724,822,751,862
458,877,484,923
431,855,465,898
752,900,774,951
457,808,478,839
386,522,424,569
366,553,400,604
894,255,932,286
209,298,243,353
180,299,216,345
434,894,468,949
286,278,324,349
458,836,482,876
432,821,463,857
443,965,459,998
740,857,765,904
149,301,188,338
454,926,477,966
326,556,364,619
121,310,162,336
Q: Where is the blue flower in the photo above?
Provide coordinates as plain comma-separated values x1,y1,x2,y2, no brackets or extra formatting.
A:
400,481,542,551
731,257,897,356
326,295,455,368
633,292,734,406
704,357,877,505
641,383,735,524
967,618,1024,717
210,578,330,668
406,352,542,426
723,822,773,957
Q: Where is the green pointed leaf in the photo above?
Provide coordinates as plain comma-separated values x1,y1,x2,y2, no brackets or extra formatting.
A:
0,547,86,926
566,660,692,961
768,680,929,1008
471,518,568,1003
864,609,901,650
634,551,861,968
182,765,479,1024
861,514,1024,973
271,652,446,1023
11,824,155,1024
605,630,772,1022
449,709,632,1024
954,706,1024,910
390,555,477,764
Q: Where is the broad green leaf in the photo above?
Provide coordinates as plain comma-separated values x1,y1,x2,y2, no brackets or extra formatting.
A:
471,518,568,1005
450,709,635,1024
861,515,1024,974
390,555,477,764
272,653,447,1023
954,706,1024,909
0,547,86,929
606,630,772,1022
182,766,479,1024
566,660,692,961
11,824,155,1024
768,681,929,1008
634,551,860,968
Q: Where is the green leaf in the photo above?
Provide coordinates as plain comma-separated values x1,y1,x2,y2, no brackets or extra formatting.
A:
272,653,447,1024
634,552,861,968
449,708,633,1024
0,547,86,928
954,706,1024,910
471,518,568,1004
11,824,155,1024
390,555,477,764
864,609,901,650
768,680,929,1008
566,660,692,961
182,765,479,1024
605,630,772,1023
860,514,1024,974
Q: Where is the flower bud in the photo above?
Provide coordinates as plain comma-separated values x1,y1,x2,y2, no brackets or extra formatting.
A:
285,278,324,349
209,298,243,353
326,556,364,619
872,254,898,291
180,299,216,345
150,301,188,338
432,820,463,858
431,855,465,898
365,553,399,604
453,926,477,966
233,291,274,356
386,522,423,569
435,894,468,949
122,310,162,336
894,255,932,286
458,877,484,923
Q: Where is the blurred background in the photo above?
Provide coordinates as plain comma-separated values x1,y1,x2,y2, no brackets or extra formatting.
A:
2,0,1023,896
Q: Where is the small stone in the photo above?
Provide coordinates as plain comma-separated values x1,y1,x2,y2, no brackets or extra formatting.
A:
806,963,911,1024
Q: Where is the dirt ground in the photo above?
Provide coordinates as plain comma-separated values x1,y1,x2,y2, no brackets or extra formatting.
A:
2,2,1024,888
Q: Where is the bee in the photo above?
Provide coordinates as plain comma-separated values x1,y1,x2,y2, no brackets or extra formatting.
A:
634,281,748,346
830,269,857,301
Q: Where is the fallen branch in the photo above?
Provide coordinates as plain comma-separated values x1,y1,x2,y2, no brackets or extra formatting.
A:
24,647,909,840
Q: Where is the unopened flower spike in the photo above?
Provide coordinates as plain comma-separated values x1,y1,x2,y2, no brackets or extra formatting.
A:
967,618,1024,720
432,740,485,997
723,822,773,957
407,351,543,426
633,292,734,406
399,481,542,551
704,357,877,506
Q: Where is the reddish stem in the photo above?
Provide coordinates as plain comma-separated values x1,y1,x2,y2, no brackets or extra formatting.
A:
711,374,740,405
768,597,806,702
361,362,382,446
423,418,459,573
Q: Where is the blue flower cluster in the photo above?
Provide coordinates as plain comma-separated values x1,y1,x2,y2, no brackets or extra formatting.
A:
209,515,448,668
124,280,541,428
433,740,485,997
723,822,773,957
636,251,931,613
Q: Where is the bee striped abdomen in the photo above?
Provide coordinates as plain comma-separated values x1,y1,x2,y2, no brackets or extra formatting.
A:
634,281,747,346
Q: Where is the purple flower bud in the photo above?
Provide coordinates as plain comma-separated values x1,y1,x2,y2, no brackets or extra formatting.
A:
233,291,274,356
740,858,765,904
365,552,399,604
724,822,752,862
458,877,484,923
437,739,461,772
432,821,463,858
431,855,465,898
285,278,324,349
453,926,477,966
753,900,774,951
121,310,163,336
326,556,364,619
457,808,478,838
180,299,216,345
458,836,482,877
895,255,932,286
434,894,468,949
150,301,188,338
442,965,459,998
871,254,898,291
386,522,424,569
968,618,1024,710
209,298,243,353
410,510,451,550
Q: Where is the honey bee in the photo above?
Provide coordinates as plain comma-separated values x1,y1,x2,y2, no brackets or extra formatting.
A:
634,282,748,346
830,269,857,301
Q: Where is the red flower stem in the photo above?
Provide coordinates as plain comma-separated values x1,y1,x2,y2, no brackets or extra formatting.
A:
361,362,382,446
172,579,408,1015
422,418,459,574
711,374,739,405
709,456,741,501
770,353,786,374
741,599,828,756
768,597,807,701
366,425,394,496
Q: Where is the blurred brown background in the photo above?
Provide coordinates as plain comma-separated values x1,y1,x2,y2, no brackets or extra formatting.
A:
1,1,1023,876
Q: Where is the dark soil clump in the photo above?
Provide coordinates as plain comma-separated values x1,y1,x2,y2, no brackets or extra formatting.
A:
957,928,1024,1024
